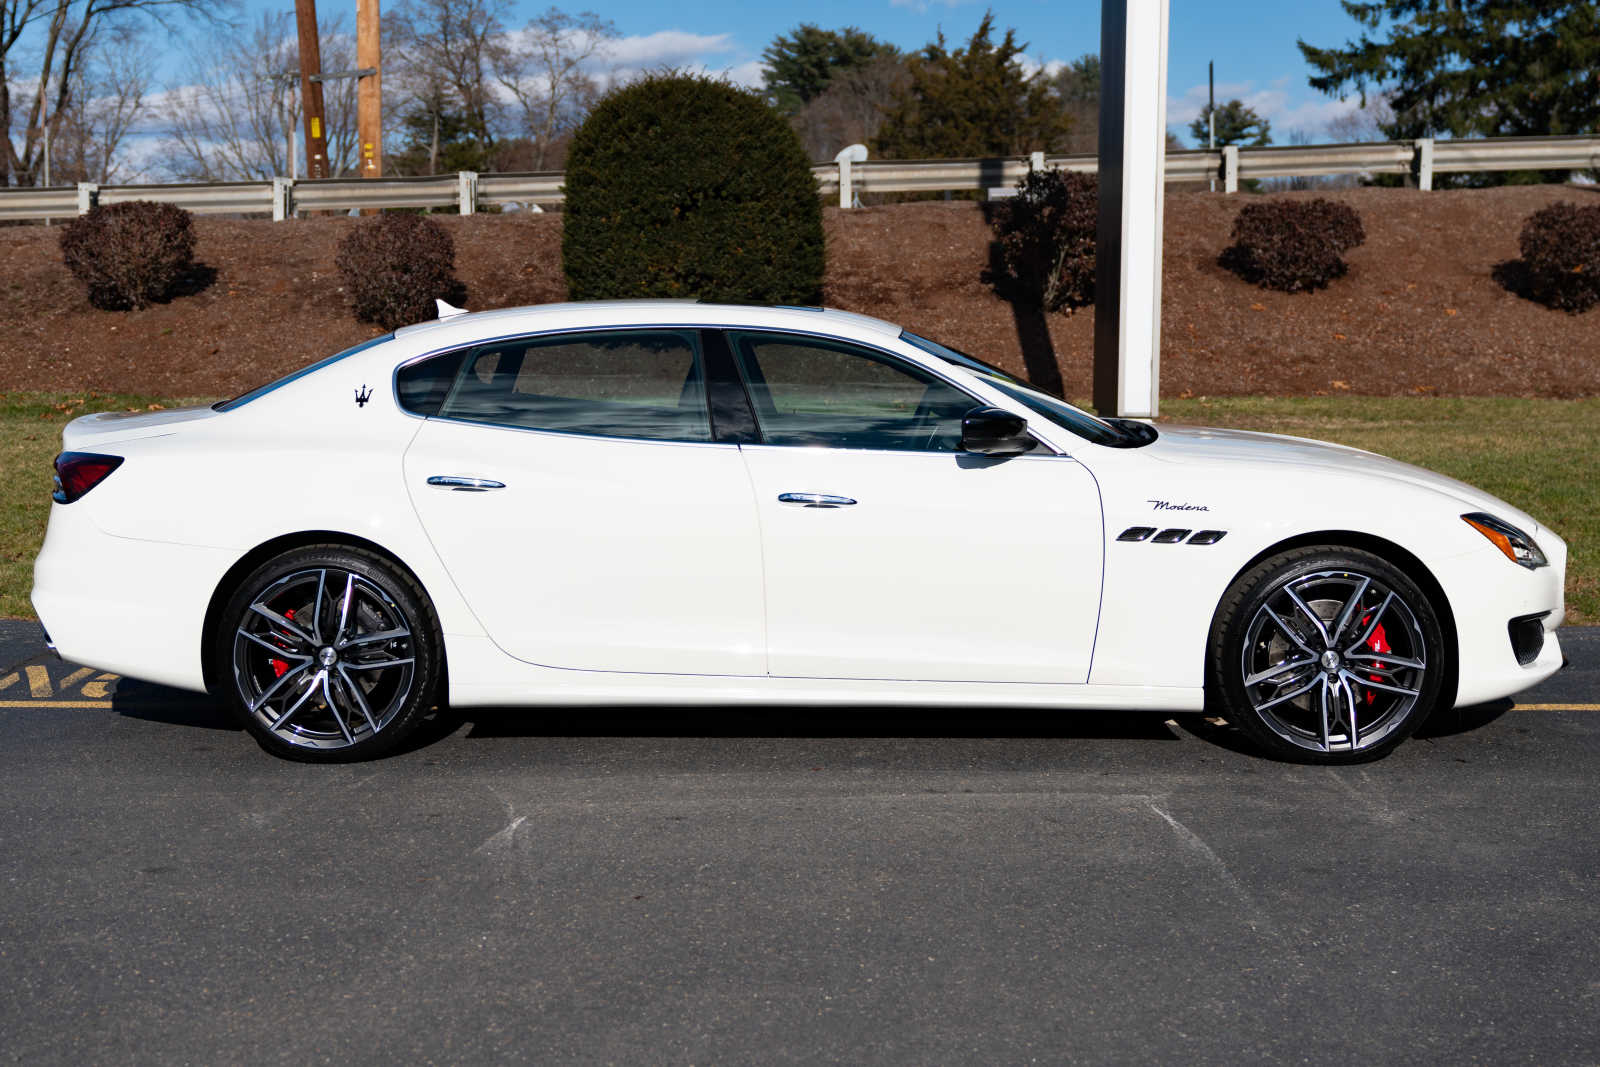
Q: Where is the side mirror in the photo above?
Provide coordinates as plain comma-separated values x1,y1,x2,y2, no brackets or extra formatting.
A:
960,406,1035,455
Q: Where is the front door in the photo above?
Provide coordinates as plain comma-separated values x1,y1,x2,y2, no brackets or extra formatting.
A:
727,330,1104,683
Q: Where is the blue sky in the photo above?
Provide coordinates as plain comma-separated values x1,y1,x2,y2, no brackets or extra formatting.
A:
214,0,1376,147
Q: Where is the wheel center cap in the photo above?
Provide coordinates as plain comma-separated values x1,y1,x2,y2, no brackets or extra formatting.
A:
318,647,338,667
1320,650,1342,672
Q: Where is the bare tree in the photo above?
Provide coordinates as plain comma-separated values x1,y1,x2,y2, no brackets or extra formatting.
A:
164,10,358,181
47,20,155,182
493,6,615,170
790,54,906,163
386,0,509,170
1325,93,1396,144
1,0,225,185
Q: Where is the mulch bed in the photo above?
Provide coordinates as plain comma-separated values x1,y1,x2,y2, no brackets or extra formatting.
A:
2,184,1596,399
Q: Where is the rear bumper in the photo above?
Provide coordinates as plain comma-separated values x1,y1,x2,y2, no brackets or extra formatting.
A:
31,502,227,693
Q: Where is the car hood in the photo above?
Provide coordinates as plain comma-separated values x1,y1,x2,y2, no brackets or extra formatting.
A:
62,405,218,449
1146,424,1541,533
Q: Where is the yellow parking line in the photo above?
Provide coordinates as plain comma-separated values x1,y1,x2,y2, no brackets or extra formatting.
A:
0,700,113,709
1515,703,1600,711
58,667,94,690
25,665,51,698
0,672,16,692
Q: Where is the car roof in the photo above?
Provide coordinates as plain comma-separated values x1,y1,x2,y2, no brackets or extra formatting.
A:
390,301,905,345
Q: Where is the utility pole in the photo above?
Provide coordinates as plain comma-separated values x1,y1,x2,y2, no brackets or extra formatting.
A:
294,0,330,179
1093,0,1170,419
357,0,382,181
1208,61,1215,192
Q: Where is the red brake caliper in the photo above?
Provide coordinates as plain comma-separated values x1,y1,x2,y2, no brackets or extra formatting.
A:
269,608,296,678
1364,620,1391,705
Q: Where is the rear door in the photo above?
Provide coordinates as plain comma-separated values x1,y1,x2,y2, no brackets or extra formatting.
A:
401,328,766,676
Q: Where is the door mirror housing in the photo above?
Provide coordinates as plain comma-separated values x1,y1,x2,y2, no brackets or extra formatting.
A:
960,406,1035,455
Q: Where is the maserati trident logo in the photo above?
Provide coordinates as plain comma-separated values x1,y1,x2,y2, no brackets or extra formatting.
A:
355,385,372,407
1148,499,1210,512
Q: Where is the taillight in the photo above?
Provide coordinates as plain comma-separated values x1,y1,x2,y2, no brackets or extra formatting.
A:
52,452,123,504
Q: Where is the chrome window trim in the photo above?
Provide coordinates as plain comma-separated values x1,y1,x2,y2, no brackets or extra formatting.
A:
387,319,1062,456
721,326,1062,457
393,324,718,446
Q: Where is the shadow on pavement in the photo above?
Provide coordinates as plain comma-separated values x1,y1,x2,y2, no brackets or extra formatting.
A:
456,704,1184,742
101,684,1518,756
112,680,239,732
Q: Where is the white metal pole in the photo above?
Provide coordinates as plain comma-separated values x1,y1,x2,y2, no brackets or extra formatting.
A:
1092,0,1170,419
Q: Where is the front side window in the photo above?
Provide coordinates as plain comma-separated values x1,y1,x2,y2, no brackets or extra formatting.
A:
419,330,712,442
729,331,977,452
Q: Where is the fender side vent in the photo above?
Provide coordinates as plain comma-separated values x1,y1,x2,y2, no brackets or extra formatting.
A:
1189,530,1228,545
1152,528,1192,544
1117,527,1157,542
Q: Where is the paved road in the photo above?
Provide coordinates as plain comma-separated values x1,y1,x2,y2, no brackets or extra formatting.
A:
1,620,1596,1063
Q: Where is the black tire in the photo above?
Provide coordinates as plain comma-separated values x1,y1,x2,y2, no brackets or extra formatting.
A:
1208,546,1446,764
215,545,442,763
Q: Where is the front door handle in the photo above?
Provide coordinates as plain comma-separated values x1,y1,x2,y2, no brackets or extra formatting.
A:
778,492,857,508
427,475,507,492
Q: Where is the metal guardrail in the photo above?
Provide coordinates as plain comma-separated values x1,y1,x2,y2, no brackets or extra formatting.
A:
3,135,1597,221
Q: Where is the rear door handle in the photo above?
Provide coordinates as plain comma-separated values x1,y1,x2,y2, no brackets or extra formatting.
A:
427,475,506,492
778,492,857,508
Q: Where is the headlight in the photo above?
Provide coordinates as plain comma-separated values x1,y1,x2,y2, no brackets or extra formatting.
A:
1462,512,1548,569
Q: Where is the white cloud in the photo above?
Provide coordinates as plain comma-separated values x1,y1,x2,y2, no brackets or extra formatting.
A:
584,30,762,90
889,0,972,11
1166,79,1362,145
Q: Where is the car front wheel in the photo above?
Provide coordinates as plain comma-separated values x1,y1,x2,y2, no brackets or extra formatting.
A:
1210,546,1446,763
218,545,441,762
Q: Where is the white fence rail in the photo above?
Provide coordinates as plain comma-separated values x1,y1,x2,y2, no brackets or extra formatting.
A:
2,135,1596,222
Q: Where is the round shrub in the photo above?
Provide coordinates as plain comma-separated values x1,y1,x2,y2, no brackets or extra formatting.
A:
563,73,824,304
336,213,459,330
1517,202,1600,313
58,200,197,310
988,168,1097,311
1220,198,1366,293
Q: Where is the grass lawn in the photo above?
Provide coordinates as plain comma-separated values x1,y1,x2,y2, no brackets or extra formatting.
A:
1,392,1593,624
1160,396,1598,625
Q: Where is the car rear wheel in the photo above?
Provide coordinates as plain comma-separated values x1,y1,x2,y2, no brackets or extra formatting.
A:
1210,546,1446,763
218,546,441,762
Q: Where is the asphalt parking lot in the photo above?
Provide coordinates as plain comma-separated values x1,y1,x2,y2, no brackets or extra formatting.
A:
1,620,1596,1064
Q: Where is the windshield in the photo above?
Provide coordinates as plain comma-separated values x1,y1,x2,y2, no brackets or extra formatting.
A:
899,330,1145,447
213,334,394,412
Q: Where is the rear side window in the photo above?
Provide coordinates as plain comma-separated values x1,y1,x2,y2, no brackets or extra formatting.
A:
426,330,712,442
729,331,976,452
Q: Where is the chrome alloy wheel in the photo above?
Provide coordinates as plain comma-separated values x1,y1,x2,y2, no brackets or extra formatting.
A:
231,567,417,751
1239,568,1428,755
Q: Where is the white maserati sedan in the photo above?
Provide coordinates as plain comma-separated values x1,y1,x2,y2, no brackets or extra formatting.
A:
33,302,1566,763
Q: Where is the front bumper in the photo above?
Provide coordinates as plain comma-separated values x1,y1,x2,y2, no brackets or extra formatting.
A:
1434,529,1568,707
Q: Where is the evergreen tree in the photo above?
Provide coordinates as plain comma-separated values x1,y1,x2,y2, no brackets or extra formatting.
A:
762,25,900,114
874,12,1071,159
1299,0,1600,139
1188,100,1272,147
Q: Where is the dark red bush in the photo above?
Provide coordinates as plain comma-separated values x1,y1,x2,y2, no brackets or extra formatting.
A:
987,168,1098,310
1220,198,1366,293
58,201,197,310
336,213,461,330
1516,202,1600,313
